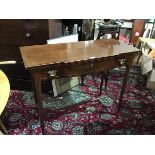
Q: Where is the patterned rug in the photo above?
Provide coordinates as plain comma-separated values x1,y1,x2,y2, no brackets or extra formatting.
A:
2,66,155,135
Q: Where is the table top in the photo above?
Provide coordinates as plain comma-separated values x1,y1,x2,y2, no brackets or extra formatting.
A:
20,39,140,69
0,70,10,115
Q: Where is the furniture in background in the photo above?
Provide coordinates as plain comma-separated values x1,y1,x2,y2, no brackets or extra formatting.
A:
151,30,155,38
95,20,122,93
62,19,83,40
81,70,110,95
130,19,146,45
120,19,152,45
0,19,62,92
97,24,121,40
95,19,123,40
0,62,11,134
142,19,155,38
119,20,133,42
62,19,95,41
20,39,140,134
137,38,155,89
82,19,95,40
149,19,155,38
136,37,155,64
82,19,110,94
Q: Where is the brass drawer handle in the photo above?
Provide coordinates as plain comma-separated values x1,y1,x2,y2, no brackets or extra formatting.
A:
25,33,31,38
118,59,126,65
48,70,57,77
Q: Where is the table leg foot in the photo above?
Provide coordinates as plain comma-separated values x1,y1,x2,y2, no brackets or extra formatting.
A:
31,72,45,135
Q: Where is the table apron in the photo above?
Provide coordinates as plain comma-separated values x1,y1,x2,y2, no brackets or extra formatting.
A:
36,55,134,80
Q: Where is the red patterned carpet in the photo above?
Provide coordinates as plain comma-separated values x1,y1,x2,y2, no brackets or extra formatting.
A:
2,66,155,135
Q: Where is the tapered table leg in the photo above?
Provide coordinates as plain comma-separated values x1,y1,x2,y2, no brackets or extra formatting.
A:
31,72,45,135
99,72,105,96
81,75,85,86
117,65,131,112
104,71,109,91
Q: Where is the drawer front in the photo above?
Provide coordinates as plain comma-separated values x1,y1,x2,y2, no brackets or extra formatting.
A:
21,19,49,45
41,65,67,79
66,58,117,77
40,58,121,79
40,55,131,79
19,26,48,45
0,19,49,45
0,19,49,61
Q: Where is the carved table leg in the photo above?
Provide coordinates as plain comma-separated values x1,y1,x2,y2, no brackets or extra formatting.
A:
31,71,45,135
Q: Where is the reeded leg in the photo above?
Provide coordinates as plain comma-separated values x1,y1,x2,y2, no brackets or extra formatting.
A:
31,72,45,135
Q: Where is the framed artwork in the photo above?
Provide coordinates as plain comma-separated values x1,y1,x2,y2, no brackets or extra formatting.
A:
47,34,81,97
